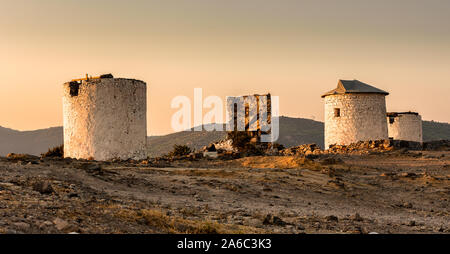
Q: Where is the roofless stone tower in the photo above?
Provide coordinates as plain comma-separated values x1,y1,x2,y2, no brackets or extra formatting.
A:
387,112,423,143
322,80,389,149
63,74,147,161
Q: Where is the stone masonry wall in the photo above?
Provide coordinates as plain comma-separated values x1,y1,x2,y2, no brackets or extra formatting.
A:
324,93,388,149
226,94,271,138
63,78,147,160
387,113,423,143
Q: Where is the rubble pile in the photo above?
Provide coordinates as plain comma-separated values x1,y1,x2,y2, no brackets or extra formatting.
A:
279,140,413,156
327,140,394,154
209,139,236,153
197,142,241,160
279,144,321,156
278,140,394,156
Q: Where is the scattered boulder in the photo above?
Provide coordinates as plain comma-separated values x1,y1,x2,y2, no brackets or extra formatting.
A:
203,151,218,159
272,216,287,226
39,221,54,230
263,214,286,226
351,213,364,222
33,181,55,195
13,222,30,231
53,218,70,231
402,202,413,209
325,215,339,222
437,225,445,232
399,172,418,178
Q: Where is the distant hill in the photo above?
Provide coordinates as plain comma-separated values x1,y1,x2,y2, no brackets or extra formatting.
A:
0,126,63,156
1,117,449,157
147,127,227,158
275,116,324,148
422,120,450,142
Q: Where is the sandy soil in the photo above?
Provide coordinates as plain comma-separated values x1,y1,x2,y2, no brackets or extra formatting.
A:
0,151,449,234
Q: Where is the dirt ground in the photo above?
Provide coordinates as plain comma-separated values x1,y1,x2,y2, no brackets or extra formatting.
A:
0,150,449,234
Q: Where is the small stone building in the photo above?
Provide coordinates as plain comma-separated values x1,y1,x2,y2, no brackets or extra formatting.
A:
322,80,389,149
63,74,147,161
387,112,423,143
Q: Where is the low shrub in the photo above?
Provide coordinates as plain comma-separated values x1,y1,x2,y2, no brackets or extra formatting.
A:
41,145,64,158
168,145,192,157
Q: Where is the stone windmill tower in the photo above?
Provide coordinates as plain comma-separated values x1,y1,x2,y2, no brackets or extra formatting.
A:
387,112,423,143
62,74,147,161
322,80,389,149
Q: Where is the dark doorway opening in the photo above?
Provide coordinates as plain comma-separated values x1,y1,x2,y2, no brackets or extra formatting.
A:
69,82,80,97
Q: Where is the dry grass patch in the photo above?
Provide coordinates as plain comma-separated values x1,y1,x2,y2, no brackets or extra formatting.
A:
6,153,37,162
116,208,262,234
237,156,318,169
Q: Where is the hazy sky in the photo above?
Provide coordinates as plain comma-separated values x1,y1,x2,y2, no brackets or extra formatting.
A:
1,0,449,135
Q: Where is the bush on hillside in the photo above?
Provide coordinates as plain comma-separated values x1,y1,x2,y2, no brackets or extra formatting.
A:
41,145,64,158
168,145,192,157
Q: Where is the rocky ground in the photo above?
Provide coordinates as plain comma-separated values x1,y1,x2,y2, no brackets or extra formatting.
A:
0,150,449,234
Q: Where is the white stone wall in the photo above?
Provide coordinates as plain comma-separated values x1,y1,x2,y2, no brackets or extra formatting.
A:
387,114,423,143
324,94,388,149
63,78,147,160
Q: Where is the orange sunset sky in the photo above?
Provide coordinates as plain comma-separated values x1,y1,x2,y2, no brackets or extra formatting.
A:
0,0,449,135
